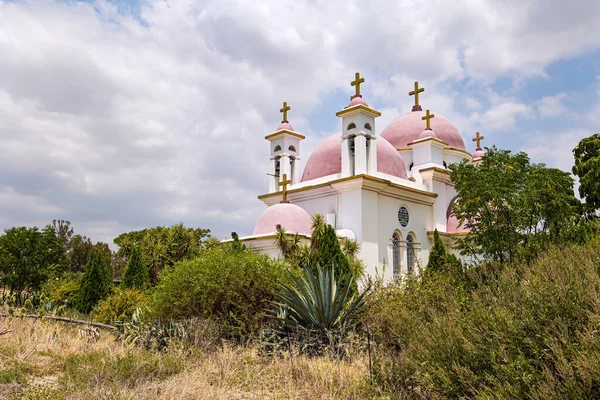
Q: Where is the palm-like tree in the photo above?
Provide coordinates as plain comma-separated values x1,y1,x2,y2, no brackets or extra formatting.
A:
341,238,360,261
310,213,326,260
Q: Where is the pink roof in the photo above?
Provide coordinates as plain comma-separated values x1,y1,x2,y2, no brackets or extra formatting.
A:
380,110,466,150
472,149,485,159
276,122,294,131
348,96,368,107
301,132,408,182
252,203,312,236
446,198,469,233
418,129,438,139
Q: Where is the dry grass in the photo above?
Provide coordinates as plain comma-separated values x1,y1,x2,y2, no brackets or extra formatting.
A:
0,317,373,399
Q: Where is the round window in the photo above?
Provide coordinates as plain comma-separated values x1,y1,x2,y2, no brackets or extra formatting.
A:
398,206,409,227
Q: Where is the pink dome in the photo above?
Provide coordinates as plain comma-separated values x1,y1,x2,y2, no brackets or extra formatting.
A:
252,203,312,236
348,96,368,107
301,133,408,182
276,122,294,131
380,110,466,150
472,149,485,159
446,198,469,233
418,129,438,139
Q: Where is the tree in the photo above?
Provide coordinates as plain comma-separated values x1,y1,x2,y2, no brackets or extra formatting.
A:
572,133,600,215
314,224,350,277
0,226,65,304
426,229,447,273
450,147,587,264
76,252,113,313
121,246,150,290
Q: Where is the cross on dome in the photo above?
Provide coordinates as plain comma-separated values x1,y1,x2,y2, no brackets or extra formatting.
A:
473,131,484,150
409,81,425,111
279,101,291,123
351,72,365,98
422,109,435,130
278,173,291,203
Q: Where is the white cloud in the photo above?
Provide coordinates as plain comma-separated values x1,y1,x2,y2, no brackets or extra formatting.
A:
525,129,590,172
537,93,567,118
1,0,599,242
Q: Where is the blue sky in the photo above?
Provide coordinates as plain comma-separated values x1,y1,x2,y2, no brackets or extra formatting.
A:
1,0,599,244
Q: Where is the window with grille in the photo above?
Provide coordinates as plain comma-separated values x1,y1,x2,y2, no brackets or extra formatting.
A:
406,234,415,274
392,232,401,279
398,206,409,227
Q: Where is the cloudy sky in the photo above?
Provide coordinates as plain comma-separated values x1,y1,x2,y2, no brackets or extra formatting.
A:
1,0,600,244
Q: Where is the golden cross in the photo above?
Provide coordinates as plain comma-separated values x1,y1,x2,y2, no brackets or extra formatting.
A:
421,109,435,130
408,81,425,107
350,72,365,98
280,101,291,122
472,131,485,150
278,173,291,202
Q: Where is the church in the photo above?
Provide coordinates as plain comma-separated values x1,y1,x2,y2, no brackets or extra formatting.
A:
236,74,485,281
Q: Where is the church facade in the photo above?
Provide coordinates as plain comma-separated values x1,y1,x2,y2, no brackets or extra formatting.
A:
238,75,484,281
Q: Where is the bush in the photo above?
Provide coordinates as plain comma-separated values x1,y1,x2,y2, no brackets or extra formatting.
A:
363,241,600,398
92,288,148,324
151,247,291,337
76,252,113,314
41,273,81,309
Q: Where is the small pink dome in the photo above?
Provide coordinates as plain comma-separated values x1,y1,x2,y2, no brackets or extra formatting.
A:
348,96,368,107
276,122,294,131
380,111,466,150
418,129,438,139
472,149,485,159
252,203,312,236
446,198,469,233
301,133,408,182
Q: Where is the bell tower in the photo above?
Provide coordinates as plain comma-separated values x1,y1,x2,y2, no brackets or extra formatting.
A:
336,73,381,177
265,101,305,193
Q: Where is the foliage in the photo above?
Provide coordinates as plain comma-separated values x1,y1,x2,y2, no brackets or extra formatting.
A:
314,224,350,276
363,240,600,398
450,146,588,263
121,246,150,290
572,133,600,214
0,226,65,304
75,252,114,314
151,246,291,336
92,288,148,324
41,273,81,309
272,265,367,338
114,223,211,284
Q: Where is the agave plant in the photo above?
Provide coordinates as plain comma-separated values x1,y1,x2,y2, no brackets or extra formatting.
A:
273,264,367,337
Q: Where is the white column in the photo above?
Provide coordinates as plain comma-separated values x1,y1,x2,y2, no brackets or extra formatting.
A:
367,136,377,175
341,136,351,177
269,157,277,193
279,153,291,180
291,156,301,184
354,133,367,175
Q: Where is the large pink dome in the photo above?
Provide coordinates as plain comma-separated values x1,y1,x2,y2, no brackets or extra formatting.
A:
380,110,466,150
446,197,469,233
301,133,408,182
252,203,312,236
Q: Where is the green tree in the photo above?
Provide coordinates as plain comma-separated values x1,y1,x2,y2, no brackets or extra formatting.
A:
0,226,65,304
121,246,150,290
449,146,586,263
314,224,351,276
426,229,447,273
572,133,600,215
114,224,211,284
76,252,113,313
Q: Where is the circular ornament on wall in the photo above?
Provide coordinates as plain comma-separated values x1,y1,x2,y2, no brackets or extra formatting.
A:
398,206,410,227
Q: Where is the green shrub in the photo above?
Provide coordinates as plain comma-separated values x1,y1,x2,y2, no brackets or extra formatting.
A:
92,288,148,324
76,252,113,314
364,241,600,398
151,247,291,336
121,245,150,290
41,274,80,308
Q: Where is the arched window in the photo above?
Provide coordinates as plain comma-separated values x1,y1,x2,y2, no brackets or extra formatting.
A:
347,122,356,130
275,157,281,177
406,234,415,274
364,123,372,131
274,145,282,152
392,232,401,279
288,145,296,152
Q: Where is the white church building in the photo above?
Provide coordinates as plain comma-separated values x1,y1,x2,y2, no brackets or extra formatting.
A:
237,74,485,281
